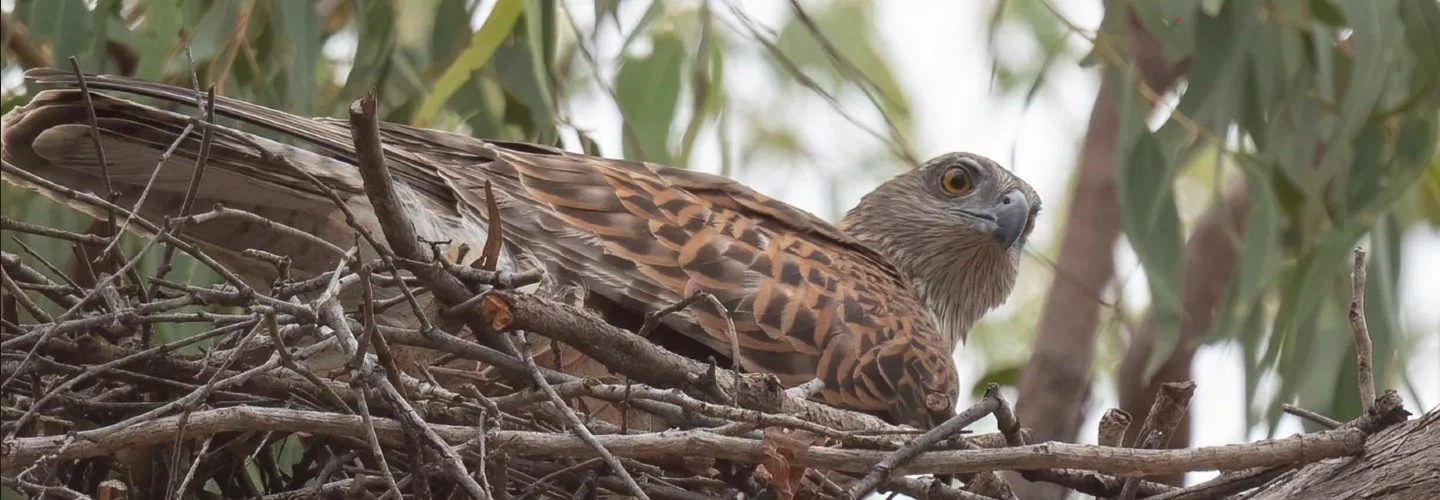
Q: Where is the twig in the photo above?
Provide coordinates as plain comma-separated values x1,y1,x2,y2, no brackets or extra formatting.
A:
699,291,741,372
513,330,650,500
849,384,1005,498
156,83,217,282
354,384,403,500
1349,247,1375,411
172,204,347,258
1021,468,1177,498
784,378,825,399
171,435,215,499
1281,404,1342,430
1097,408,1133,446
639,289,706,337
1119,381,1196,500
67,57,118,240
884,476,994,500
1148,466,1293,500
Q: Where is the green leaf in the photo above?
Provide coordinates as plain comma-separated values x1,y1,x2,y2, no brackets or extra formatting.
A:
1320,0,1403,178
1130,0,1196,65
1208,157,1281,342
1398,0,1440,110
415,0,525,127
1079,0,1136,68
1310,0,1347,26
343,0,399,103
1264,219,1371,374
1418,161,1440,225
971,364,1022,398
1125,133,1187,380
431,0,472,63
1157,0,1260,157
282,0,321,114
620,1,666,54
614,32,686,164
1112,64,1185,381
24,0,91,67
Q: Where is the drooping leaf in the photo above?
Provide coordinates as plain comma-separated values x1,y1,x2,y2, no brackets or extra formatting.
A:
1319,0,1403,181
1111,64,1186,380
614,32,686,164
282,0,321,114
24,0,91,68
415,0,525,126
343,0,399,104
1207,156,1281,342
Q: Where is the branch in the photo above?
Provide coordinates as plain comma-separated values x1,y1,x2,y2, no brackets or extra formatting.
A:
1349,247,1375,411
0,406,1368,479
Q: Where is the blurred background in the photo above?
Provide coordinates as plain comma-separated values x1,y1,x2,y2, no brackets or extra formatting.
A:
2,0,1437,497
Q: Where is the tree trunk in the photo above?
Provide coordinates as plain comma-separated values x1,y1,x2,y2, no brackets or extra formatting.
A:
1248,407,1440,499
1116,179,1251,487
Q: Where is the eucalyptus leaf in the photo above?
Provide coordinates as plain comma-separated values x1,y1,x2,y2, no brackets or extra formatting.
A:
343,0,399,104
416,0,525,127
282,0,321,114
24,0,91,68
614,32,686,164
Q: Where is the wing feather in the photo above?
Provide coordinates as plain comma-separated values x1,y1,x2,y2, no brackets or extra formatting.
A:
3,69,960,427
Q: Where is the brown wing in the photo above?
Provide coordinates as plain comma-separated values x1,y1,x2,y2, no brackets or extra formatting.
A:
407,135,959,425
4,69,959,427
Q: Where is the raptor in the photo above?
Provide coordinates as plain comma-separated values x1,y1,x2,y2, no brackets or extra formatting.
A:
1,69,1040,429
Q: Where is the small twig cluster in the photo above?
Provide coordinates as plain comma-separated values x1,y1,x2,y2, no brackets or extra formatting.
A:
0,65,1415,499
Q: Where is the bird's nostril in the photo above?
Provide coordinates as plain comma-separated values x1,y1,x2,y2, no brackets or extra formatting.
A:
1000,194,1013,205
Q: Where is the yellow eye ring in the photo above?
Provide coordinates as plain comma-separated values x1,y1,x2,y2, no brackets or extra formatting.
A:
941,168,973,195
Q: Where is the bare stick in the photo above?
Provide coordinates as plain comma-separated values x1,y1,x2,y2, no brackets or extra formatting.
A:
638,289,705,337
849,384,1004,498
1097,408,1133,447
700,291,742,372
155,83,216,282
1148,466,1293,500
1349,247,1376,411
1281,404,1342,429
66,58,117,240
1120,381,1196,500
513,330,650,500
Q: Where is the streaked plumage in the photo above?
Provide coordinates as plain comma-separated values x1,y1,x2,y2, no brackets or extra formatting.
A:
1,69,1039,429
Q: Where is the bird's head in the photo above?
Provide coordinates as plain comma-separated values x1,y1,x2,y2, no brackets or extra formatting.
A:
841,152,1041,348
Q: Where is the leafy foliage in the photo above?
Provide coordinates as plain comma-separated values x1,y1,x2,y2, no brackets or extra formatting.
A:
1085,0,1440,431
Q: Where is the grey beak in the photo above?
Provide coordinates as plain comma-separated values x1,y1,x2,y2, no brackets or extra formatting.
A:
991,189,1030,249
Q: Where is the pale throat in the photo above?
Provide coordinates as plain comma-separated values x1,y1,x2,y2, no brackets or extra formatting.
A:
898,246,1018,351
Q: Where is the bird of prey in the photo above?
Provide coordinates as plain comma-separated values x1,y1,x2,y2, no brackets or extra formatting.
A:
1,69,1040,429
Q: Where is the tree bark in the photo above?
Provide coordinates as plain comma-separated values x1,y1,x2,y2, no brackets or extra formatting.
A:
1116,179,1251,487
1012,11,1188,499
1247,407,1440,499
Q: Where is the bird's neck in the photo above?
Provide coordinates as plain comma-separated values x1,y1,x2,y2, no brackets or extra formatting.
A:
909,249,1018,348
842,219,1018,349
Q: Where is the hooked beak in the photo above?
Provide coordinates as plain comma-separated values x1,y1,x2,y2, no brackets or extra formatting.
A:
958,189,1030,250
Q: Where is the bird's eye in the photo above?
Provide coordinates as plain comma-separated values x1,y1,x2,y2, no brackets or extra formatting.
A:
940,168,973,196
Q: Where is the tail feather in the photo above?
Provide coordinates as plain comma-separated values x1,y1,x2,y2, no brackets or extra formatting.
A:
2,88,489,286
